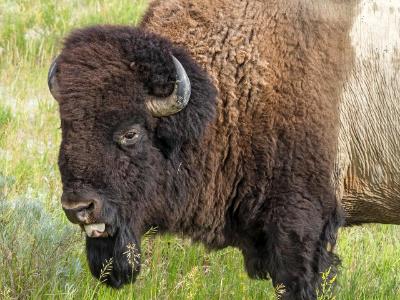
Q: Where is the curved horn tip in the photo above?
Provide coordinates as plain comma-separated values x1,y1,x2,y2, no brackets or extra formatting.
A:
48,57,60,99
145,55,191,117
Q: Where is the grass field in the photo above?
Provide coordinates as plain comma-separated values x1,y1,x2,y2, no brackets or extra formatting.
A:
0,0,399,299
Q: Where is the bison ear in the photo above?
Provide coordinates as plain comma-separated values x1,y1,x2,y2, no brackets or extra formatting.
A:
154,127,182,158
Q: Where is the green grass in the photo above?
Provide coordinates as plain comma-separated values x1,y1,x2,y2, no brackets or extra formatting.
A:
0,0,399,299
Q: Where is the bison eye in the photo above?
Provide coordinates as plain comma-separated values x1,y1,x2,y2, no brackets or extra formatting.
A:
119,130,140,146
124,131,137,140
114,123,143,148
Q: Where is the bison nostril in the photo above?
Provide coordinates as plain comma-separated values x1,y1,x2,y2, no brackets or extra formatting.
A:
62,199,98,224
86,202,95,212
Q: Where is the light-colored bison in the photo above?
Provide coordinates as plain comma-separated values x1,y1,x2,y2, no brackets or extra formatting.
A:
336,0,400,224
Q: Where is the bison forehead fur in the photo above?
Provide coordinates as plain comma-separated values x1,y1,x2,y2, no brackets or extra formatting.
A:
52,0,357,298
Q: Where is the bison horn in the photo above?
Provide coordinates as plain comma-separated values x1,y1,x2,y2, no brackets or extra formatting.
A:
145,55,191,117
48,56,60,100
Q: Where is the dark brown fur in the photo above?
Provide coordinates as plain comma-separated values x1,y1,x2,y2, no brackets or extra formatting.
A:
53,1,356,298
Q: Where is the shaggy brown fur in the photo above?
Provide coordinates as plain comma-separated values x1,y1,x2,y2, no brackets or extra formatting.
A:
50,1,356,299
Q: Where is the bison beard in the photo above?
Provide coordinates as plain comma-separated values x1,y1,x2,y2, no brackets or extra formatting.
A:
86,225,140,287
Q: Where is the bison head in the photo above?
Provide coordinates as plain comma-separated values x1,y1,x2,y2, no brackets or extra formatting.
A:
48,26,216,288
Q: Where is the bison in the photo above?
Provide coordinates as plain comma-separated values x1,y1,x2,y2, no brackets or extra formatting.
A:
47,0,399,299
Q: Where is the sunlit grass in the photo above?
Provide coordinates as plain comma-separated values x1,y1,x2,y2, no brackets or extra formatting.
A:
0,0,399,299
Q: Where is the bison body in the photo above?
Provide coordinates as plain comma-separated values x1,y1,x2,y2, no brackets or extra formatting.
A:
336,0,400,224
47,0,399,299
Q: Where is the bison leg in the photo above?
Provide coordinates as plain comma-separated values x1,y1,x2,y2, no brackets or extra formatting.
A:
262,201,342,300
